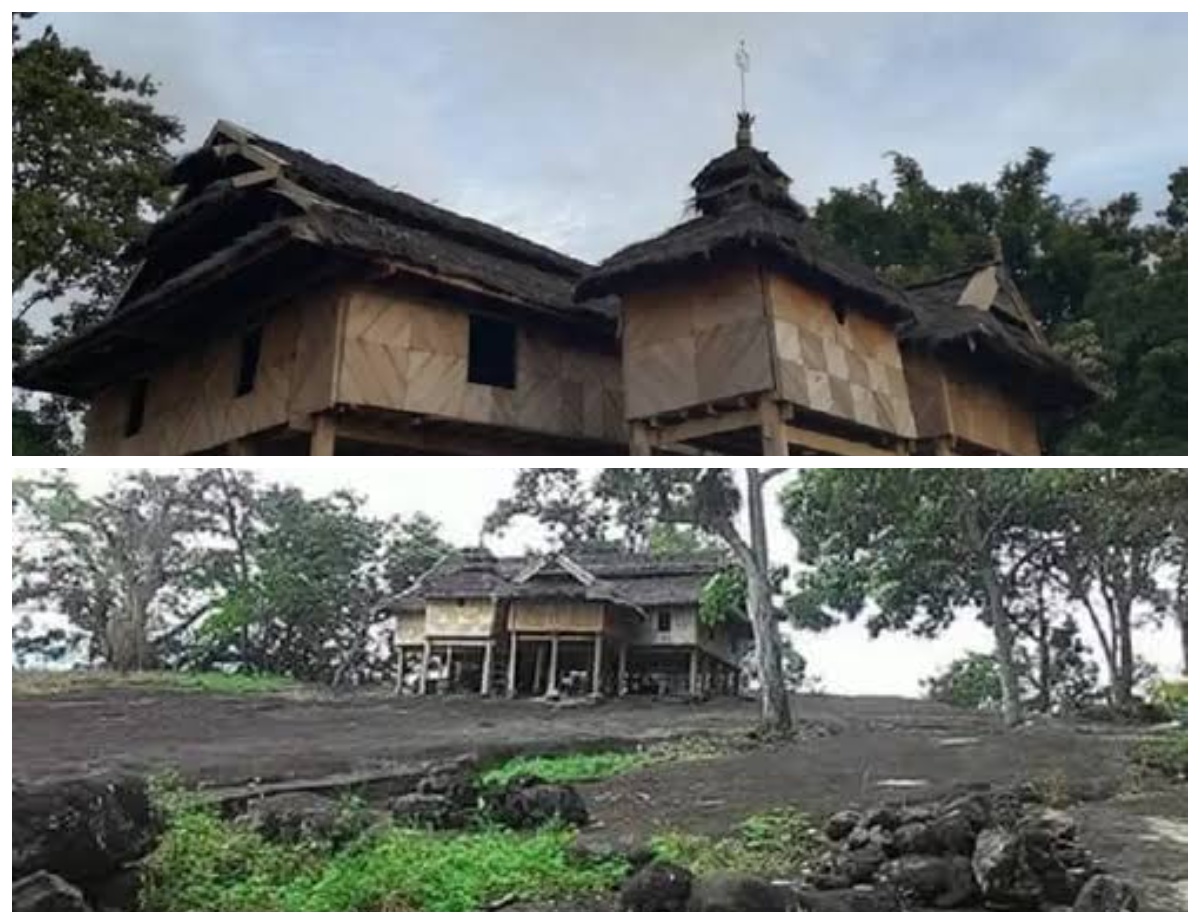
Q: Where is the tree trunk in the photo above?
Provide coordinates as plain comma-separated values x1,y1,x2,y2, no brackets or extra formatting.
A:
1177,555,1188,676
716,470,792,735
1113,595,1136,710
107,596,150,672
965,507,1023,727
1035,610,1052,714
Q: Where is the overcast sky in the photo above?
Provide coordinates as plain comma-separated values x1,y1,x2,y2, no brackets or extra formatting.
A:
14,466,1182,696
41,11,1187,263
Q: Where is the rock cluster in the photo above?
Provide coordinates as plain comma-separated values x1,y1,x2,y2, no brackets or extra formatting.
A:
804,786,1136,911
12,775,161,912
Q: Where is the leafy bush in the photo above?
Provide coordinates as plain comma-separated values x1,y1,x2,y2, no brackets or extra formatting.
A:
1149,679,1188,725
922,652,1004,710
142,801,626,911
1131,730,1188,781
649,807,820,877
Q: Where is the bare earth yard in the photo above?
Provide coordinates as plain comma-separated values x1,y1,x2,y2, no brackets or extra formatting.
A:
12,688,1187,910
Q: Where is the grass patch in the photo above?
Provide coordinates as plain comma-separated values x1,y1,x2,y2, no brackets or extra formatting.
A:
13,669,300,698
478,735,741,790
1131,730,1188,781
649,807,821,877
141,793,626,911
479,751,649,789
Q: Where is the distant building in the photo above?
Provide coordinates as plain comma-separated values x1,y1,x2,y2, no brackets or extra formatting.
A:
15,114,1092,455
381,548,750,698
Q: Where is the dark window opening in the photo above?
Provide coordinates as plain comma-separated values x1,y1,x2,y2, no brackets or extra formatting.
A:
657,610,672,633
234,326,264,397
467,316,517,389
125,379,148,437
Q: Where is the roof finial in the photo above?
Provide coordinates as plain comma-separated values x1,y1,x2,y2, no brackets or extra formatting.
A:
735,40,754,148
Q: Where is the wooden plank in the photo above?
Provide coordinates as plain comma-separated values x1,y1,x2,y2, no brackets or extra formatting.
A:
782,423,901,457
646,407,759,446
758,398,789,456
310,414,337,455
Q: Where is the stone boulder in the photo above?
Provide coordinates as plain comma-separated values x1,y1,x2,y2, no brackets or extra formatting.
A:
686,872,792,911
1072,875,1139,911
490,781,588,830
388,792,464,829
973,827,1043,909
13,871,92,911
795,885,902,911
879,854,979,909
618,860,694,911
13,775,161,883
823,809,861,842
236,791,374,847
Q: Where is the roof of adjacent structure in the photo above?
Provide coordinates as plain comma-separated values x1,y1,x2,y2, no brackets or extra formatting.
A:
386,547,731,614
576,114,917,322
901,262,1097,407
14,120,615,396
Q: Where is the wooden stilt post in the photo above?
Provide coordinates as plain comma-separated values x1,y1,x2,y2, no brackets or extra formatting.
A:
618,643,629,697
630,421,652,456
394,645,406,696
310,414,337,456
481,640,494,696
418,641,431,695
444,645,455,694
547,634,560,696
506,632,518,698
592,635,604,697
688,648,699,698
759,398,789,456
533,642,546,694
227,438,254,456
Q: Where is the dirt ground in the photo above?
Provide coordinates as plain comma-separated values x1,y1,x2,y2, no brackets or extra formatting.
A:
12,687,1187,910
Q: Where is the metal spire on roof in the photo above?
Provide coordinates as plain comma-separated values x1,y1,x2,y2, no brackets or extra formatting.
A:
735,40,754,149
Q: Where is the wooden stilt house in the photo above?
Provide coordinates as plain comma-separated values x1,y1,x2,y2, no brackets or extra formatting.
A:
384,548,750,699
14,114,1092,455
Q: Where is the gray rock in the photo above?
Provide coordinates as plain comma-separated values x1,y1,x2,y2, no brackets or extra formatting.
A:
892,821,941,856
686,872,791,911
795,885,902,911
618,861,694,912
237,791,373,846
569,830,655,869
927,805,980,855
13,871,91,911
862,805,902,831
492,782,588,830
824,809,861,842
1072,875,1139,911
810,843,888,889
389,792,460,829
12,775,161,883
973,827,1043,909
879,854,979,909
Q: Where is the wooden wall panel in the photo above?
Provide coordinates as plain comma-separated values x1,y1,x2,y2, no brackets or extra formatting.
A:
768,273,916,439
426,599,499,638
943,368,1041,455
625,605,740,663
395,612,426,645
510,600,606,633
622,265,774,420
333,285,625,444
902,352,953,439
84,287,342,455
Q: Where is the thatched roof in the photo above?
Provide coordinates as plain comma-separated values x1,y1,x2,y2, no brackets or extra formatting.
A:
901,263,1096,407
576,114,915,322
385,549,729,613
15,119,615,396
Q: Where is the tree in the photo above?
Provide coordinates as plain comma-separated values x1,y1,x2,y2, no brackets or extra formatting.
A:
13,471,232,670
489,468,794,734
12,12,183,453
1043,469,1181,709
813,150,1187,455
482,468,614,550
194,488,449,684
784,470,1057,726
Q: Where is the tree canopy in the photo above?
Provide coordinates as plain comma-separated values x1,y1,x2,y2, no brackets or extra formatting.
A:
813,151,1187,454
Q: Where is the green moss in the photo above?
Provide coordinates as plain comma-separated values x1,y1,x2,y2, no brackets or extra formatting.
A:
141,801,626,912
649,807,821,877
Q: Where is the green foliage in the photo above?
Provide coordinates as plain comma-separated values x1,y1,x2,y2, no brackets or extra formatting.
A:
1130,730,1188,781
650,808,820,877
141,802,626,912
812,149,1186,455
479,751,649,789
922,653,1006,710
1149,680,1188,725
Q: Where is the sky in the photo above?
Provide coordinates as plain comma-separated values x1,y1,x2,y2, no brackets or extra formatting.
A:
40,11,1187,264
13,466,1183,697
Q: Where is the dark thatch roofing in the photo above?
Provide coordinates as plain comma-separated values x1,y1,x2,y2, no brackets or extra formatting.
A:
576,115,915,322
901,264,1097,407
14,120,616,395
387,549,728,613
